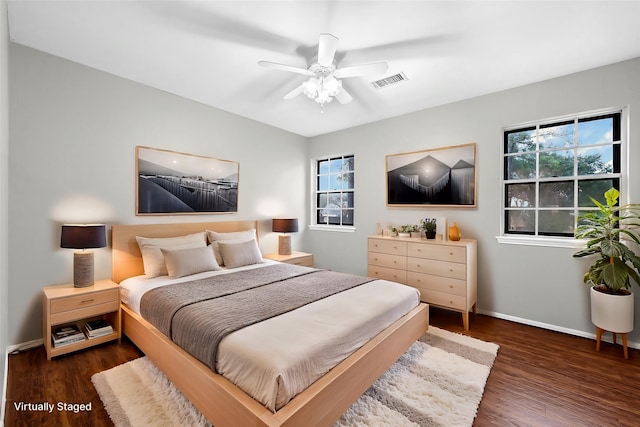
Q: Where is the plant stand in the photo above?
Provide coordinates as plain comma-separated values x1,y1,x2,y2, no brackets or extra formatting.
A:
595,327,629,359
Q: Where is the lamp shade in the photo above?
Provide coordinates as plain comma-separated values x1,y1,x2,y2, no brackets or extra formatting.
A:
272,218,299,234
60,224,106,249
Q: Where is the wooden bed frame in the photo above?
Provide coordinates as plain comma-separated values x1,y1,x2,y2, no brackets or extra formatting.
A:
112,221,429,427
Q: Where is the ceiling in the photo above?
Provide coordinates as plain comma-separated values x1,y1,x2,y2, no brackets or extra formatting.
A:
7,1,640,137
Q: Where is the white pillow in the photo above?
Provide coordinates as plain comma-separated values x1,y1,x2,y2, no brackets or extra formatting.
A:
206,229,257,265
206,229,256,243
218,239,264,269
136,232,207,278
161,245,220,279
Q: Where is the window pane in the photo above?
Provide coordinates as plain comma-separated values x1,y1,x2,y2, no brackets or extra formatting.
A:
341,192,354,209
329,174,342,190
539,122,574,149
317,193,327,208
577,146,613,175
343,156,354,172
506,183,536,207
506,210,535,233
342,209,354,226
539,210,574,235
578,179,618,207
329,158,344,173
506,128,536,153
578,116,614,146
317,175,329,191
506,153,536,179
539,181,573,207
318,160,329,174
539,150,574,178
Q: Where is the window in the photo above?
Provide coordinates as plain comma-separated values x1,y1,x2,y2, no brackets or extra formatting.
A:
314,154,354,227
502,110,622,239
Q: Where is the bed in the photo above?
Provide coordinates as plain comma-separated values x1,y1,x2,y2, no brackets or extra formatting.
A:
112,221,429,427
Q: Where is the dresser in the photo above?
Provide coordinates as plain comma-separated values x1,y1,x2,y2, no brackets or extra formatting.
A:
368,235,477,330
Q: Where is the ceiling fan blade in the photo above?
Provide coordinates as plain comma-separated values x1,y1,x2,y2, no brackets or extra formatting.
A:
335,88,353,105
283,83,305,100
317,33,339,67
258,60,314,76
334,62,389,79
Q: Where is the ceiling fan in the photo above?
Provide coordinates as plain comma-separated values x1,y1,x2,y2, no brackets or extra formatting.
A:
258,33,389,109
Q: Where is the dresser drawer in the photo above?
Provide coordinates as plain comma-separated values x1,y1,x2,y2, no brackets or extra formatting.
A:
368,239,407,256
419,289,467,311
407,271,467,296
50,288,119,314
368,265,407,284
407,257,466,280
368,252,407,270
407,243,466,263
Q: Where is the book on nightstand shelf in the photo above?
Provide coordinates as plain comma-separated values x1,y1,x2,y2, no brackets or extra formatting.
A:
52,324,86,347
84,319,113,338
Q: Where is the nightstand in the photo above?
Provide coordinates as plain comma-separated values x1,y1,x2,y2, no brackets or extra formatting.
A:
264,251,314,267
43,279,121,359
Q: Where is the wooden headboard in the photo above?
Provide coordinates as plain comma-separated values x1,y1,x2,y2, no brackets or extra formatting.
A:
111,221,259,283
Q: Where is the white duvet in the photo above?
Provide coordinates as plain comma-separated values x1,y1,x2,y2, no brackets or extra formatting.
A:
121,261,420,412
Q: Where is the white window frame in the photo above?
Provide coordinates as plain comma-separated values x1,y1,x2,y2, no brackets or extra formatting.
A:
496,107,628,248
309,153,356,233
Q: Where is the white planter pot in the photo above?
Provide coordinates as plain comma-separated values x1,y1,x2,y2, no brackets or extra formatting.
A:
590,287,634,333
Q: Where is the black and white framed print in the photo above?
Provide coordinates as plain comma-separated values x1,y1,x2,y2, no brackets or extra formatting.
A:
136,146,239,215
386,143,476,207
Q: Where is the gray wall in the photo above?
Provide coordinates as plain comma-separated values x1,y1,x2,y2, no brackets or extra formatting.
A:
6,40,640,351
8,43,308,345
306,58,640,342
1,0,10,418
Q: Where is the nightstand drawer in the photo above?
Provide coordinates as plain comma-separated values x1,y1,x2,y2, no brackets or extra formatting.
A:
50,288,119,314
50,301,119,325
287,255,313,267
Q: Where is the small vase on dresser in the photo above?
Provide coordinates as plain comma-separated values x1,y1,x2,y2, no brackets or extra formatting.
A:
449,221,461,241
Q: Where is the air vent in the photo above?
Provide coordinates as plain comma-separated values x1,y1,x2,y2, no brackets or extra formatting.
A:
371,72,408,89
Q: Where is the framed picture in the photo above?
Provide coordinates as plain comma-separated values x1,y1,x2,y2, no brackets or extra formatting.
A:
136,146,239,215
386,143,476,207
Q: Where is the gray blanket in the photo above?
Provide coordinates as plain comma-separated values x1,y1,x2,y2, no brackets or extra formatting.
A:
140,263,373,371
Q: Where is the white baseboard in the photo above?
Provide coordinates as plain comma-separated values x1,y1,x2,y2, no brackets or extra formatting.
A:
478,309,640,349
7,338,43,355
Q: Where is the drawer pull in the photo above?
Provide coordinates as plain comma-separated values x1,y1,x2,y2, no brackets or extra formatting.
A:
81,299,95,303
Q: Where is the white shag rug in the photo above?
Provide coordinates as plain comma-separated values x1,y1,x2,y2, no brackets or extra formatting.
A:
92,326,499,427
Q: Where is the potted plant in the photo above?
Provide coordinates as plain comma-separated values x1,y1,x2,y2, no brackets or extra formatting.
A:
409,224,423,238
421,218,437,239
573,188,640,340
397,225,413,238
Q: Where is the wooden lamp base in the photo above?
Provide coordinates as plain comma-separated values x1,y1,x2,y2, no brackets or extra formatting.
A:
278,235,292,255
74,251,95,287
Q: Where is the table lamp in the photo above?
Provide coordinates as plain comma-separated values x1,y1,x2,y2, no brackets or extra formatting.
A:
272,218,298,256
60,224,106,287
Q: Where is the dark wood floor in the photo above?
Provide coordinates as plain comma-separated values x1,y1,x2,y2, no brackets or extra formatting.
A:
5,307,640,426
